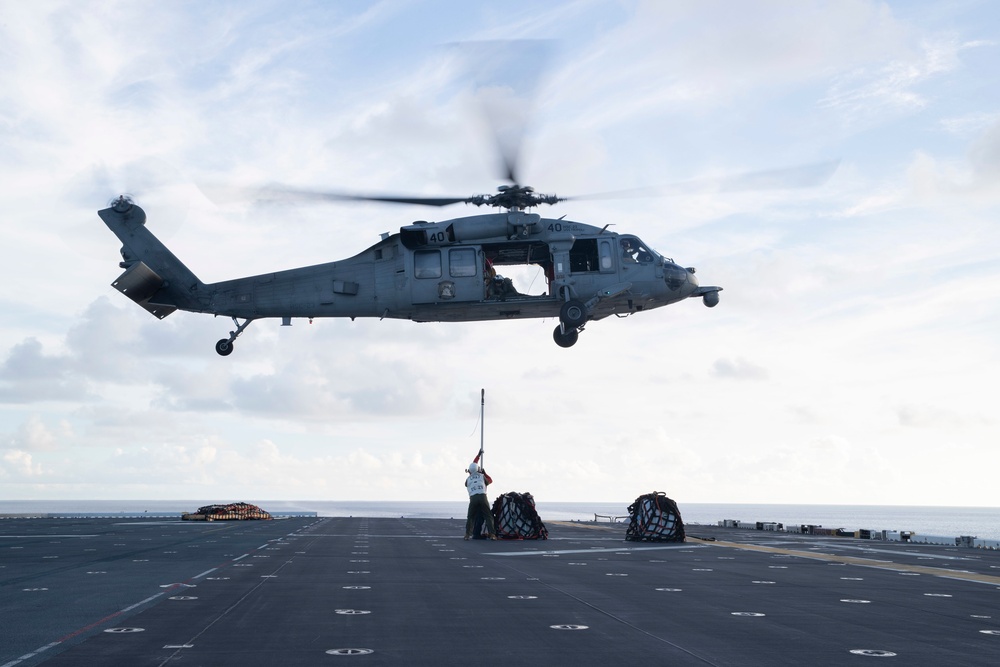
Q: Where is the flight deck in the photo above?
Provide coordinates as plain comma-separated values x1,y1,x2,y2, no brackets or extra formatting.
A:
2,517,999,666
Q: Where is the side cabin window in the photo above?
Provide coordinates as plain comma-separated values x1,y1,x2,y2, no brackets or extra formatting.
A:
599,240,613,270
449,248,477,277
414,249,442,279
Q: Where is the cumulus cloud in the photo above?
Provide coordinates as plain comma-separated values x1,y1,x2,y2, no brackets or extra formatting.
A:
1,450,45,478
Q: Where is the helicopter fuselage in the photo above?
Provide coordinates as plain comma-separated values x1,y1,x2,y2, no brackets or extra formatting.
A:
100,201,721,353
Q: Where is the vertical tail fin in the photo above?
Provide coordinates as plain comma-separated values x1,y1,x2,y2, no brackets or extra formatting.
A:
99,199,205,318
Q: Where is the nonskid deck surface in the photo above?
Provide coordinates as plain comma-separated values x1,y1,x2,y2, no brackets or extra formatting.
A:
2,517,1000,666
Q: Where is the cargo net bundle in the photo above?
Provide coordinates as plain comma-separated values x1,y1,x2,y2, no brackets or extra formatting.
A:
490,492,548,540
183,502,272,521
625,492,685,542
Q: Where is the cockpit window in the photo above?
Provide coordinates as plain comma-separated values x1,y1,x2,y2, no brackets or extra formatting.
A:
620,235,657,264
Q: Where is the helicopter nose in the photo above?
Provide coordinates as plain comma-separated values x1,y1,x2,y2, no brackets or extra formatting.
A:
665,264,696,291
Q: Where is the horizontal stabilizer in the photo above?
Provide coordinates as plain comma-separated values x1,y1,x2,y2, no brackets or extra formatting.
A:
112,261,177,319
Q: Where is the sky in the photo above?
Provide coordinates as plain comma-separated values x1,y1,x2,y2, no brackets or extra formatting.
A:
1,0,998,508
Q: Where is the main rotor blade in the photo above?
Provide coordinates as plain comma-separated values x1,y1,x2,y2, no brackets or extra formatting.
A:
564,159,841,201
455,40,554,185
201,184,470,207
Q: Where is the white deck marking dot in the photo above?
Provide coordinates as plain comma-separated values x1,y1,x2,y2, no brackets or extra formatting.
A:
325,648,374,655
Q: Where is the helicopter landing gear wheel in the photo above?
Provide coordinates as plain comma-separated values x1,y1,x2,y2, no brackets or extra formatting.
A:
215,317,254,356
559,299,587,328
553,325,579,348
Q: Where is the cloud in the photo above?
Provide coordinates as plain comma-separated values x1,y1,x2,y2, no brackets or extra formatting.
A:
896,404,993,430
1,450,45,478
710,357,769,381
968,120,1000,179
899,122,1000,199
0,338,94,403
6,415,71,451
940,112,1000,136
817,33,995,129
1,2,999,507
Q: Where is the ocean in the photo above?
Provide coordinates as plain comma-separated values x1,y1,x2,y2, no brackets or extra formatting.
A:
2,500,998,541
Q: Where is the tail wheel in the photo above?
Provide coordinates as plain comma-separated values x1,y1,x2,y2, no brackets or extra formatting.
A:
553,325,579,348
215,339,234,356
559,299,587,328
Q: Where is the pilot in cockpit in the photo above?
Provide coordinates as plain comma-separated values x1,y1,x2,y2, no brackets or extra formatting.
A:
621,238,637,262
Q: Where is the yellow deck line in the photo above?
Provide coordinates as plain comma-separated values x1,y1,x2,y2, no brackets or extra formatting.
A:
687,537,1000,586
553,524,1000,586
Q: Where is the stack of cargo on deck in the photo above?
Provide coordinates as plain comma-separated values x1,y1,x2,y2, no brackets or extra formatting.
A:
491,491,548,540
625,491,685,542
182,502,272,521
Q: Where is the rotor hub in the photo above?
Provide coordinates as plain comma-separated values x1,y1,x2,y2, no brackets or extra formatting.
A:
111,194,134,213
469,185,560,210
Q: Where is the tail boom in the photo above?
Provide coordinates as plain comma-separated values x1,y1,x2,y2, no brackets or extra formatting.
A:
99,200,206,318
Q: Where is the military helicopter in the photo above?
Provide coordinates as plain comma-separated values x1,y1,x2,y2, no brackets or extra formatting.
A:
99,176,724,354
99,158,842,356
99,43,839,355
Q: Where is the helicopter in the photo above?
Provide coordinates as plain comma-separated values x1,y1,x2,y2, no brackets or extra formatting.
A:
99,182,722,354
98,40,839,355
